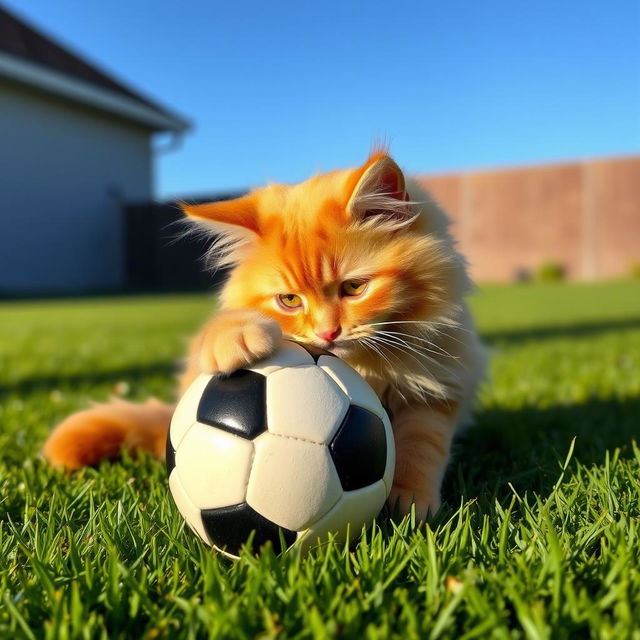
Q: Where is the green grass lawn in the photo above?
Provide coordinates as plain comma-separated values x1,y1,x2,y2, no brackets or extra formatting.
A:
1,281,639,639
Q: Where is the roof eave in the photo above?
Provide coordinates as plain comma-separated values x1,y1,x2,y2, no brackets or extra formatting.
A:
0,50,190,133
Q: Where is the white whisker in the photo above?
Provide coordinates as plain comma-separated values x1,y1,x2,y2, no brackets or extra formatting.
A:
361,336,398,370
362,338,415,404
374,330,460,361
370,333,460,383
367,320,474,335
370,333,443,368
368,334,442,374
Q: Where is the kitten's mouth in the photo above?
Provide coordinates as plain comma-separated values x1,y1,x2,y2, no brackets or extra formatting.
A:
310,338,358,357
289,335,362,358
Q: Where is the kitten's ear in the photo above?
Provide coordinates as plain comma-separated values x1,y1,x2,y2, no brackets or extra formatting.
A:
180,195,260,237
346,154,412,225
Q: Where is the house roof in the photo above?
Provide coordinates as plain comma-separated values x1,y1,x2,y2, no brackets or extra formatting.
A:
0,6,189,133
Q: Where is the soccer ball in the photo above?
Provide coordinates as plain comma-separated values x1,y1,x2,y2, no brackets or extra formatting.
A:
166,340,395,558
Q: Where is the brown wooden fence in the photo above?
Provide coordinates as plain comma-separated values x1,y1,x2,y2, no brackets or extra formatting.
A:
417,155,640,281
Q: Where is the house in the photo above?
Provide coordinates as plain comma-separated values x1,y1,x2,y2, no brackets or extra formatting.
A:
0,6,189,294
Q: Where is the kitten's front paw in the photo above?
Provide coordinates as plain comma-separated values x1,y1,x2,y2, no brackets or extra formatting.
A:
387,486,441,522
199,311,282,375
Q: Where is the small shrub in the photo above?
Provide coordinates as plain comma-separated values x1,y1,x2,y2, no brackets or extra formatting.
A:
629,262,640,279
536,261,566,282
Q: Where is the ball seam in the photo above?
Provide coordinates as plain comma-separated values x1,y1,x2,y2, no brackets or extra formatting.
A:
267,432,325,446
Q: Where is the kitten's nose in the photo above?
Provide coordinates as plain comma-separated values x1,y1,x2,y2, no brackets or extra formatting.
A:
315,326,342,343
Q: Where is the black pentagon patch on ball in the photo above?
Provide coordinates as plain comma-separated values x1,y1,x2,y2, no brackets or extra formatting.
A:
201,503,296,555
197,369,267,439
165,433,176,476
295,342,337,363
329,405,387,491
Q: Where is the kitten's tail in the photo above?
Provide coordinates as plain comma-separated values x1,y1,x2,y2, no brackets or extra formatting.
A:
43,399,175,470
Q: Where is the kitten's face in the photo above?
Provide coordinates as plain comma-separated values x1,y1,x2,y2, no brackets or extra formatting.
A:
183,153,455,364
227,218,408,358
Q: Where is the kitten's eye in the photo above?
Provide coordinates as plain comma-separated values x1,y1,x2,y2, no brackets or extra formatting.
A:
277,294,303,310
341,279,369,297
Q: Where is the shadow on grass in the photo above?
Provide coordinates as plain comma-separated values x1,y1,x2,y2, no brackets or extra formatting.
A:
0,361,179,398
481,316,640,346
445,394,640,506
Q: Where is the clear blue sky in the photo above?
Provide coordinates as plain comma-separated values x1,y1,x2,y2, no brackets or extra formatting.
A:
8,0,640,198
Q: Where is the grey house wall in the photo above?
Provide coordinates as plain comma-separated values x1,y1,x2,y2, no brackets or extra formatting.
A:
0,78,152,294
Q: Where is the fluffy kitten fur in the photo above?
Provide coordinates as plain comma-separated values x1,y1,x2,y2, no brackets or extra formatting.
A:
44,152,485,519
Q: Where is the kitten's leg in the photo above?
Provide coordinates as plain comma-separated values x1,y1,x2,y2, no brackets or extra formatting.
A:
189,308,282,377
387,404,458,521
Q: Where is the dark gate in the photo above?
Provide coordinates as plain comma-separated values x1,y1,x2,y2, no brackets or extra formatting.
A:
123,193,243,292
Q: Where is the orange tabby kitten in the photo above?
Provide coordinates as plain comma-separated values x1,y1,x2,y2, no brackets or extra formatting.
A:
44,152,485,519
